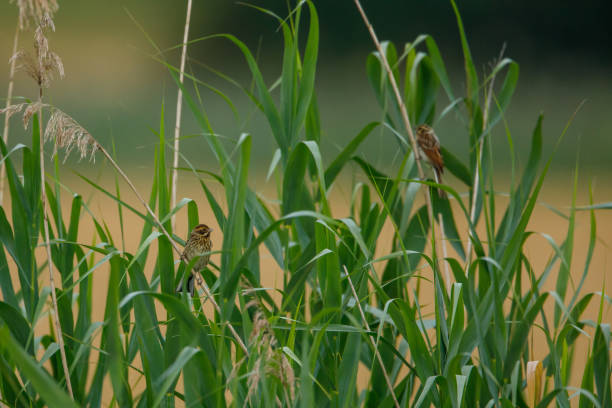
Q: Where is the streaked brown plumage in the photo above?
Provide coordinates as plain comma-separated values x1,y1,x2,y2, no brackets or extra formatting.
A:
176,224,213,296
416,124,445,196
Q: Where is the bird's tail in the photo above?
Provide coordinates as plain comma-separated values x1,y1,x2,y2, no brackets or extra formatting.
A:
176,273,195,296
433,166,446,198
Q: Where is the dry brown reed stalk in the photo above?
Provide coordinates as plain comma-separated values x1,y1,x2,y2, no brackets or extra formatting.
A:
464,45,506,271
8,13,75,399
344,266,400,408
170,0,193,230
351,1,448,290
2,0,59,205
1,25,21,207
437,213,452,291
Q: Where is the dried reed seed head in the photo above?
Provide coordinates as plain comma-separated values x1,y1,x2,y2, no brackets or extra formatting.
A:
10,13,64,88
271,349,295,401
244,310,296,403
50,51,64,78
226,355,246,385
10,0,59,30
0,103,28,121
23,101,43,129
9,51,38,82
0,102,47,130
249,311,269,344
244,298,260,310
36,49,65,86
9,50,26,66
245,357,262,404
0,103,98,162
34,26,49,57
40,12,55,31
280,352,296,400
45,109,98,162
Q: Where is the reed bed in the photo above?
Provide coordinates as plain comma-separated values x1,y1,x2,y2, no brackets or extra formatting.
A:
0,1,609,407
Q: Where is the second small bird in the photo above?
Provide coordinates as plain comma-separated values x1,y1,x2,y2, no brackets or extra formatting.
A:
416,124,445,196
176,224,213,296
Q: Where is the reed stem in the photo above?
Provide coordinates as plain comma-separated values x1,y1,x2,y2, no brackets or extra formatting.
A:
0,24,21,206
352,0,446,285
37,90,74,399
170,0,193,230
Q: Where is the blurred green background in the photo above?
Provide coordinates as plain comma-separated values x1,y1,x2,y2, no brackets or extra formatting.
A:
1,0,610,179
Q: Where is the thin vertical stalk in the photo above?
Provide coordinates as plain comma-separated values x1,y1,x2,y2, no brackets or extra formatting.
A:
352,0,443,277
438,223,451,290
163,0,248,356
464,46,505,270
431,170,452,290
0,23,21,206
170,0,193,229
37,90,74,399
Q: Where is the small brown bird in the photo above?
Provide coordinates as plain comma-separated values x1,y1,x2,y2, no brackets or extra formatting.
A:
176,224,213,296
416,124,445,196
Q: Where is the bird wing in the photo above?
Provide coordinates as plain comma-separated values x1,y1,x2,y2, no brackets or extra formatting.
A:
423,146,444,174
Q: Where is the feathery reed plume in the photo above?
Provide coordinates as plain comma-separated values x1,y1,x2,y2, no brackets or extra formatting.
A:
2,103,99,164
0,101,35,123
10,0,59,30
10,14,64,91
242,279,294,404
2,1,59,205
45,108,99,161
171,0,193,230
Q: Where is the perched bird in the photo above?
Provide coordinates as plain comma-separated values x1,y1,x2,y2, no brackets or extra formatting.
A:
416,124,445,196
176,224,213,296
